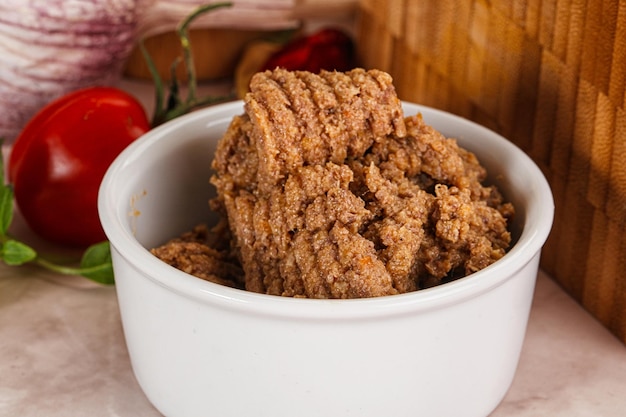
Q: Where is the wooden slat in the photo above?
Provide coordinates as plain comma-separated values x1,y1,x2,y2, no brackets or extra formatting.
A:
467,0,490,106
385,0,405,38
512,0,529,27
612,232,626,340
531,50,561,167
539,0,558,48
582,209,612,324
491,0,513,19
595,0,620,95
539,171,565,277
355,0,626,344
603,218,625,331
549,65,577,178
402,0,422,55
394,45,417,102
496,22,525,138
525,0,542,39
511,35,542,151
446,1,473,111
553,181,593,300
607,106,626,220
609,1,626,108
579,0,603,85
564,0,587,71
566,79,596,192
552,0,572,60
481,7,507,119
587,92,615,209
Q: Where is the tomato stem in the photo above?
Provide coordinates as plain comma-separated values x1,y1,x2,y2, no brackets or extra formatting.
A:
32,241,114,285
144,2,235,128
139,41,165,121
177,9,198,105
34,257,87,276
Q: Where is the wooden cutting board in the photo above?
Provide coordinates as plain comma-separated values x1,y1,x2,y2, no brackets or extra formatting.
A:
355,0,626,343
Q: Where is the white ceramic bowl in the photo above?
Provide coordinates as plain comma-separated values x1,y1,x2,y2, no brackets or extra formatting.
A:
99,101,554,417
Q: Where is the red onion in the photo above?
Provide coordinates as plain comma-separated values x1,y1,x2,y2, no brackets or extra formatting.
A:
0,0,148,141
0,0,299,142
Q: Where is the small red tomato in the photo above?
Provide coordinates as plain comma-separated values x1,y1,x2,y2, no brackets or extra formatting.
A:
9,87,150,247
261,28,355,73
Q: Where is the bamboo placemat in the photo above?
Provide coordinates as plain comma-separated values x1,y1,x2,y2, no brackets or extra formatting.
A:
355,0,626,343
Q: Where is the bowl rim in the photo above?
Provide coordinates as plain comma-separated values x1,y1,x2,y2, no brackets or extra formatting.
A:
98,100,554,320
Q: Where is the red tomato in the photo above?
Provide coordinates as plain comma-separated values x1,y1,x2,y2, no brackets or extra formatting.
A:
9,87,150,247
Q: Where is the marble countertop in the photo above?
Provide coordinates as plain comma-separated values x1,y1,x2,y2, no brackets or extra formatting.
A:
2,265,626,416
1,79,626,416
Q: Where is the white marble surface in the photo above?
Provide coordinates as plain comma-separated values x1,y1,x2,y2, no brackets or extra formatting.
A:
2,265,626,416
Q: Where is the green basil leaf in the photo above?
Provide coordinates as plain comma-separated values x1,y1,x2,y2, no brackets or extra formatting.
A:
2,239,37,265
79,241,115,284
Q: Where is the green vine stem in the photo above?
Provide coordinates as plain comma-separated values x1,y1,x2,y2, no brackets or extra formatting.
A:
141,2,235,127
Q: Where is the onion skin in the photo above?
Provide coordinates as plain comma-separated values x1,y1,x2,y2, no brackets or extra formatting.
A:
0,0,300,142
0,0,152,142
